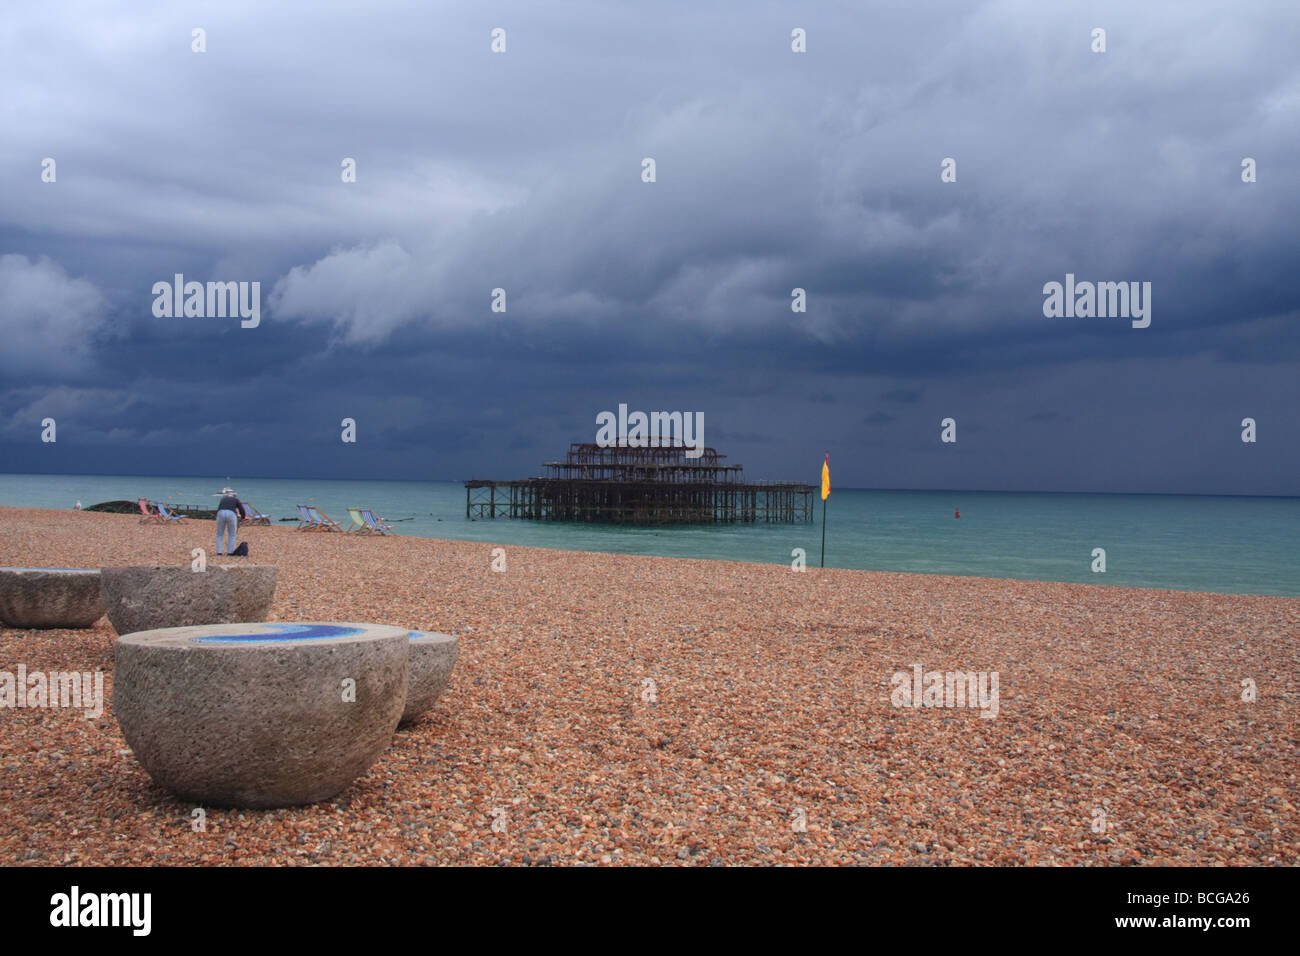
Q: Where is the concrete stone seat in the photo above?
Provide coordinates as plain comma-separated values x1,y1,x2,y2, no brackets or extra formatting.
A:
0,567,105,629
100,564,276,635
113,622,409,808
402,631,458,725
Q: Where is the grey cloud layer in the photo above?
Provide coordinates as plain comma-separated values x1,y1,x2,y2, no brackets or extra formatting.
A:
1,0,1297,491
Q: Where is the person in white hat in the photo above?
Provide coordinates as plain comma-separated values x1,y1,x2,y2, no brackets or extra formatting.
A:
214,487,247,556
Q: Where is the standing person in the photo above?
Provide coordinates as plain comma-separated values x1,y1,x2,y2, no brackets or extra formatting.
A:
215,487,247,556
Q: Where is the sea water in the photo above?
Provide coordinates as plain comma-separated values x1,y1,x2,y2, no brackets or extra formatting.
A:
1,474,1297,597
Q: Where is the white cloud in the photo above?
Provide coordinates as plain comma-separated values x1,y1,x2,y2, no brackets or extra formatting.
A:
0,255,105,375
267,241,430,344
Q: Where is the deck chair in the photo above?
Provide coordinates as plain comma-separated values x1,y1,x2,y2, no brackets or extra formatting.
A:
345,508,368,533
138,498,163,524
155,502,186,522
243,503,272,526
360,509,393,535
308,506,344,532
296,504,322,531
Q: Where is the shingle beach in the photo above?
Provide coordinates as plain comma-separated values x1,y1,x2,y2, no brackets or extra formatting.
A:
1,507,1296,865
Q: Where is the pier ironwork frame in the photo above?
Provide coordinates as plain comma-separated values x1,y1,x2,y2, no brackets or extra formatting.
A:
466,443,815,525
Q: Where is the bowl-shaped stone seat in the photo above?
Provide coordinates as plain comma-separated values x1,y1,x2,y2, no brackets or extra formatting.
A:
113,621,409,808
401,631,458,725
0,567,105,629
100,564,276,635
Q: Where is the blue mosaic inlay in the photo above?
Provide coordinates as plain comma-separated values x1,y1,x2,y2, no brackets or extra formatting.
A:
194,623,367,644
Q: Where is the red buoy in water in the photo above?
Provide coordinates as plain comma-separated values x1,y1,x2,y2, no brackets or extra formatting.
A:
955,508,961,519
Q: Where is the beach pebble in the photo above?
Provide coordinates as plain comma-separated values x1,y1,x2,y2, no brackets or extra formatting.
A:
0,507,1296,866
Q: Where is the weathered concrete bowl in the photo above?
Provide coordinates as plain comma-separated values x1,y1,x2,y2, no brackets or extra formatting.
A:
113,622,409,808
100,564,276,635
401,631,458,726
0,567,104,629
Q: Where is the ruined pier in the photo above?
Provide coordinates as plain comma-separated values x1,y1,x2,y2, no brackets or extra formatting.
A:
466,443,815,525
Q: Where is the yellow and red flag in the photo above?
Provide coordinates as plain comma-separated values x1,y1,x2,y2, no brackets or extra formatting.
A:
821,452,831,500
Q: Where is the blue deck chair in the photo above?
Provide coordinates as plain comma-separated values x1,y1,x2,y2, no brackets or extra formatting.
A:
156,502,186,522
308,506,344,532
243,503,273,526
360,509,393,535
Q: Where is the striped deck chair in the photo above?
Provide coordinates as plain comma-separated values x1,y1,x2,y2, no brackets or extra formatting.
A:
243,503,272,526
308,506,344,532
155,502,186,522
360,509,393,535
137,498,163,524
345,508,368,533
296,504,322,530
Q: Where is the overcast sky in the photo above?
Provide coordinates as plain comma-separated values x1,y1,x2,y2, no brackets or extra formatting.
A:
2,0,1297,494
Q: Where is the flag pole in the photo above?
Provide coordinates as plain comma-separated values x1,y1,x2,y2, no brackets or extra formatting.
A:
820,493,827,568
820,449,829,568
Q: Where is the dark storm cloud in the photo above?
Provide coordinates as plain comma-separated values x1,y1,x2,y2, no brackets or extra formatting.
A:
1,0,1297,493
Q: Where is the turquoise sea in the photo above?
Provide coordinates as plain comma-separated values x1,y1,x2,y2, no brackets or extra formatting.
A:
1,474,1297,597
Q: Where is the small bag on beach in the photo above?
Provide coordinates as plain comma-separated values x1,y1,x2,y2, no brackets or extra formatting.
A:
231,541,249,557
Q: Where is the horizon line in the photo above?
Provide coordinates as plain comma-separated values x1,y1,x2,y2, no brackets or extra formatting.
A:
0,470,1296,501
